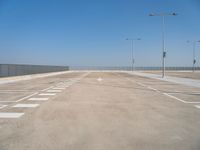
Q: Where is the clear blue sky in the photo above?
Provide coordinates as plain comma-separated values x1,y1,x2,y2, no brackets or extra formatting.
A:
0,0,200,67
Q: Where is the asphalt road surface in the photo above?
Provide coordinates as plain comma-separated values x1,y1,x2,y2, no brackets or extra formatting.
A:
0,71,200,150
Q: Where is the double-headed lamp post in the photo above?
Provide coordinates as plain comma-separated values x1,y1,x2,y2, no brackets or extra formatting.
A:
149,12,177,78
187,40,200,72
126,38,141,71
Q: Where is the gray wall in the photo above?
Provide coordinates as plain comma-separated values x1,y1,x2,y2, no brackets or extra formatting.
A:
0,64,69,77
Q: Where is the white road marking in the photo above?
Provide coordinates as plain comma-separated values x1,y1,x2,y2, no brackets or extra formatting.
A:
0,113,24,118
41,86,54,92
0,90,34,92
13,104,39,108
46,90,62,93
39,93,56,96
15,92,39,102
147,86,160,93
53,87,65,90
57,83,66,86
97,77,103,82
163,93,187,103
121,74,160,93
167,92,200,95
0,105,7,109
0,93,39,102
29,97,49,101
0,91,32,93
57,85,69,88
194,105,200,109
163,93,200,104
0,101,16,103
137,82,146,87
65,83,73,86
123,75,191,104
185,101,200,104
119,72,200,105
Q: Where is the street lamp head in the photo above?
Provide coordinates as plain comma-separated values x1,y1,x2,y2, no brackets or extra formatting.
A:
149,12,177,16
172,12,178,16
126,38,141,41
187,40,190,43
149,13,155,16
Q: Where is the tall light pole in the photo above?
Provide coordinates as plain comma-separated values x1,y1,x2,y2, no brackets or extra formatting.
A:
126,38,141,71
187,40,200,72
149,13,177,78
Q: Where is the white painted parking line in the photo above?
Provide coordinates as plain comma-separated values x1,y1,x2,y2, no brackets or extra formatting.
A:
29,97,49,101
0,92,38,103
137,82,146,87
41,86,54,92
147,86,160,93
0,105,7,109
194,105,200,109
167,92,200,95
163,93,200,104
118,72,200,106
57,85,69,88
39,93,56,96
53,87,65,90
46,90,62,93
163,93,187,103
13,104,39,108
0,91,33,93
66,83,72,85
0,90,34,92
60,82,67,85
16,92,38,102
123,76,191,104
0,101,16,103
0,113,24,118
184,101,200,104
56,83,65,86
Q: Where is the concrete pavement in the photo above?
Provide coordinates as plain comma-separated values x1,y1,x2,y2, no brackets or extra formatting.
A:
0,71,72,85
130,71,200,88
0,71,200,150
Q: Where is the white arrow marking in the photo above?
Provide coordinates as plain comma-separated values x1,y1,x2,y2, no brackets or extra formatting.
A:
97,77,103,82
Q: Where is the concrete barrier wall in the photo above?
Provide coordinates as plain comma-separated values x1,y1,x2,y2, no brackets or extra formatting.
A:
0,64,69,77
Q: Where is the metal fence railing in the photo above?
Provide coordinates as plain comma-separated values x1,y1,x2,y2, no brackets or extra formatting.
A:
0,64,69,77
70,66,200,71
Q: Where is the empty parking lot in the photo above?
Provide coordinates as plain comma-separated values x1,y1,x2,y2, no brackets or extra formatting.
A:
0,71,200,150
